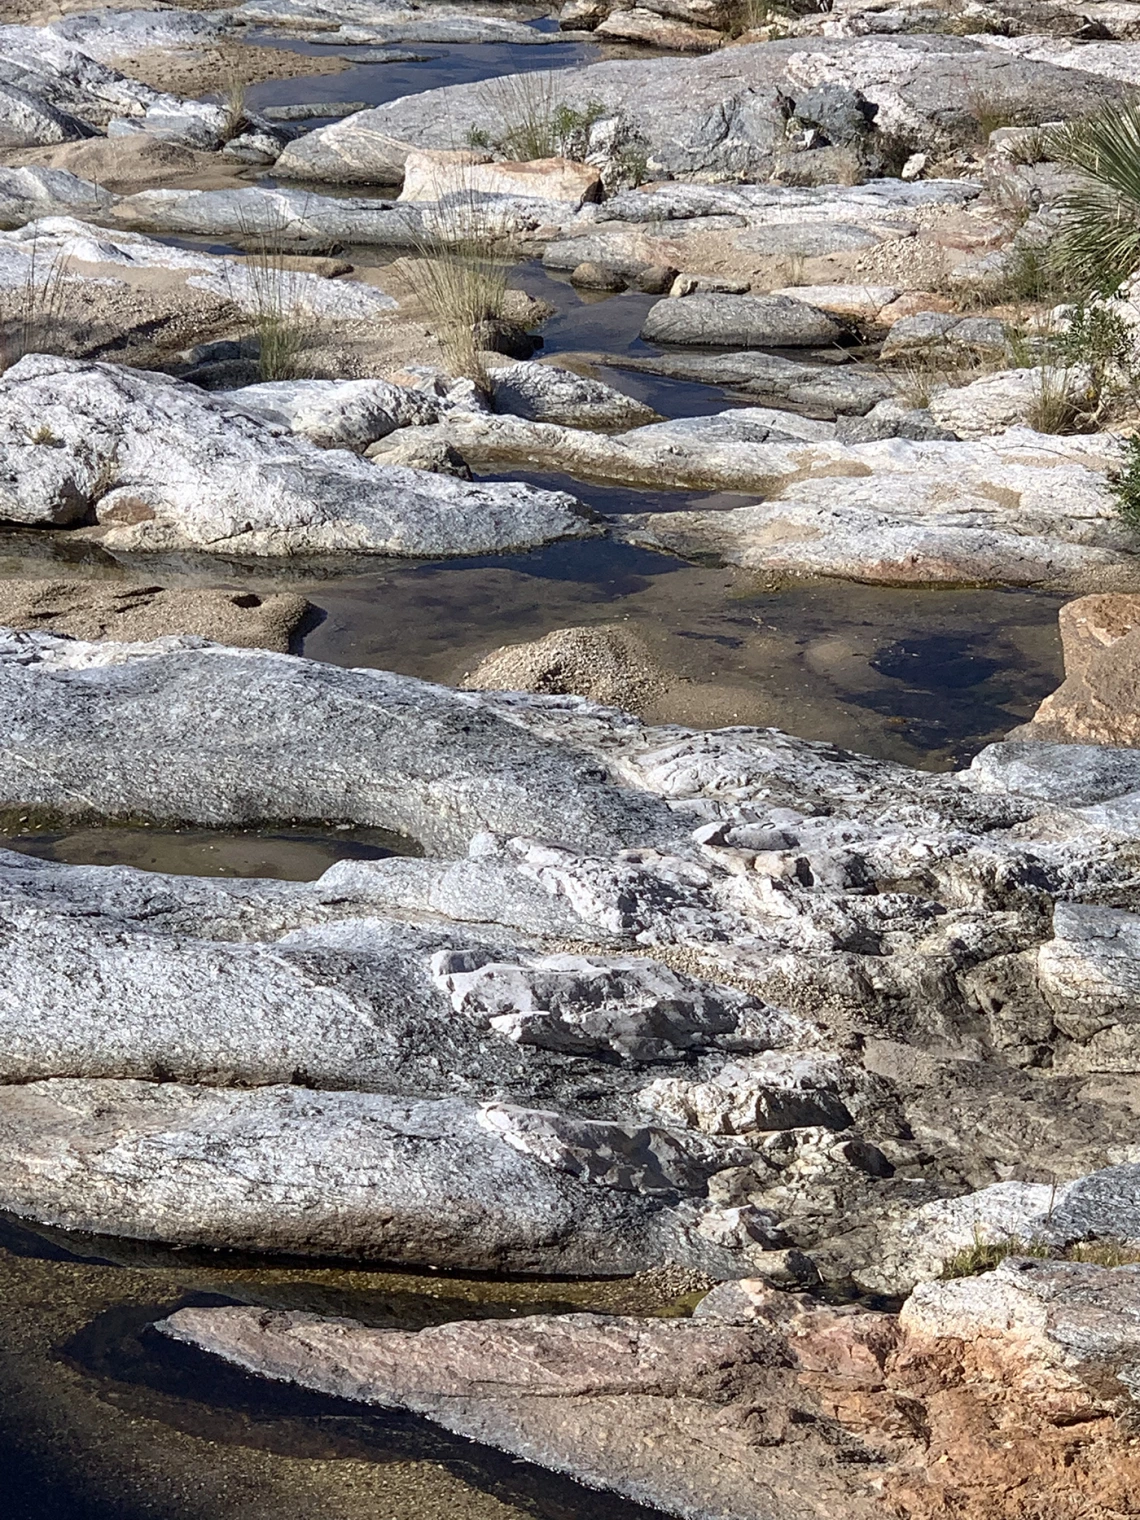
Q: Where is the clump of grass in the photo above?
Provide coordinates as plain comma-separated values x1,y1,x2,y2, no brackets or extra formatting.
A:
892,359,936,409
403,184,510,383
725,0,793,35
1044,103,1140,298
218,69,248,144
0,232,73,371
231,210,312,382
1068,1239,1140,1267
404,245,508,381
941,1229,1052,1280
967,88,1040,143
471,73,606,162
1111,433,1140,527
1004,125,1051,166
1025,366,1086,434
942,1227,1140,1279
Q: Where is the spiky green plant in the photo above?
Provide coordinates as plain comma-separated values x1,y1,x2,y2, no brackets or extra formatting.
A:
1045,104,1140,297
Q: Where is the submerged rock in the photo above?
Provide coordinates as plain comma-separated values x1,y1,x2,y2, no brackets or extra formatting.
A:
0,356,595,557
160,1301,886,1520
0,581,310,653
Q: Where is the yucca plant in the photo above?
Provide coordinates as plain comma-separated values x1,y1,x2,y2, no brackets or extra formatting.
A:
1046,103,1140,297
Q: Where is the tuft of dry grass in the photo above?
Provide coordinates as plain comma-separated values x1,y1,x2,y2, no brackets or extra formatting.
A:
1024,366,1086,434
941,1227,1140,1279
218,68,247,144
401,180,512,384
0,233,73,371
231,209,313,382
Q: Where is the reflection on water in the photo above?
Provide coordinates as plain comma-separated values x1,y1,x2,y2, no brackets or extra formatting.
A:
0,524,1065,771
0,822,415,879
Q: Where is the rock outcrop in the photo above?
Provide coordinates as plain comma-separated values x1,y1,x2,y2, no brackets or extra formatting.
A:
1010,592,1140,745
3,633,1140,1291
273,37,1123,183
0,356,595,556
162,1256,1140,1520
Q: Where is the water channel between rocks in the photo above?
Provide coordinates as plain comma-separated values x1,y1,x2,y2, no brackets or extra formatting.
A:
0,22,1079,1520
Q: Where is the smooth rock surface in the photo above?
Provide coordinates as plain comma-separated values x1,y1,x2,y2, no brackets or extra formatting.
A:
0,1078,744,1273
0,356,595,556
640,292,842,347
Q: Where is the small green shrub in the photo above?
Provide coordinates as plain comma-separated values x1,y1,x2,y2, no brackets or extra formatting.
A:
1056,300,1136,382
472,73,607,163
1111,433,1140,526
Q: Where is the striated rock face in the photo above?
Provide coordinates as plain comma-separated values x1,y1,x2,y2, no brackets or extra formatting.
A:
0,1078,749,1275
0,355,595,556
1010,592,1140,745
161,1256,1140,1520
4,632,1140,1293
0,631,676,854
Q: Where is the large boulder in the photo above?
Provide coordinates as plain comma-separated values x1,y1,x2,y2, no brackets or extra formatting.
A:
273,36,1124,184
398,148,602,210
615,430,1135,589
0,356,595,557
0,1078,748,1274
0,81,90,149
0,631,677,853
1009,592,1140,745
639,292,843,348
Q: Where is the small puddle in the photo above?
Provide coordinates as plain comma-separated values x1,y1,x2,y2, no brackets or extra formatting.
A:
0,822,415,879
